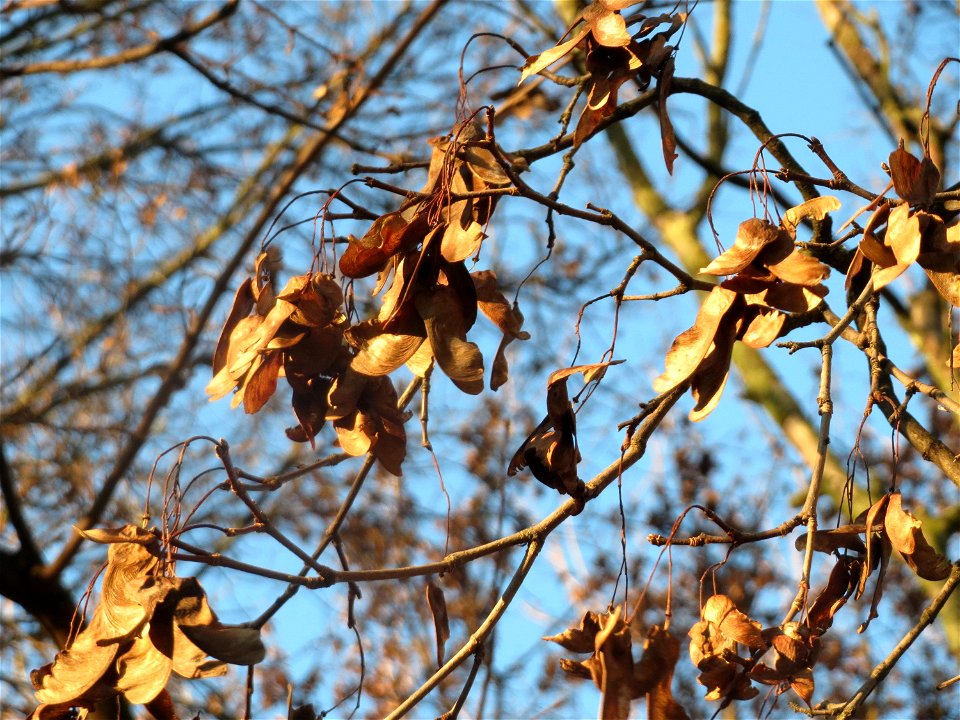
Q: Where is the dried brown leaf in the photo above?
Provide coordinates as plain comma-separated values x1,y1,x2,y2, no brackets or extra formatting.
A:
782,196,841,238
766,250,830,286
212,277,254,375
416,285,484,395
240,350,283,414
350,326,425,377
658,55,678,175
440,202,485,263
173,577,265,666
739,308,785,349
701,595,764,649
544,611,602,654
794,525,868,555
633,626,690,720
425,580,450,668
334,409,375,456
548,359,624,388
885,493,951,580
653,287,737,393
806,556,859,634
889,144,940,205
700,219,786,276
340,212,409,278
688,316,738,422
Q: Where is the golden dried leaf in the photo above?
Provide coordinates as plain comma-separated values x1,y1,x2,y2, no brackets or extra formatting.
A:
701,595,764,649
31,525,251,716
212,277,254,375
350,326,425,377
115,634,172,705
782,196,841,237
872,203,921,290
884,493,951,580
440,203,485,263
519,33,586,83
548,359,624,388
688,316,738,422
326,367,368,420
739,308,785,349
277,273,343,327
744,283,827,313
920,218,960,306
405,340,435,378
334,409,376,456
766,250,830,286
699,219,787,276
653,287,737,394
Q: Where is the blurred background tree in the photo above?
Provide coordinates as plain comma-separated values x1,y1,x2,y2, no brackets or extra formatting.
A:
1,1,957,718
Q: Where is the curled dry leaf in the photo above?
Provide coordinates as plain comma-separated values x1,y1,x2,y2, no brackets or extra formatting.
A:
884,492,951,580
340,211,411,279
687,314,737,422
889,142,940,206
653,287,737,394
782,196,842,237
472,270,531,390
806,555,860,634
794,524,868,555
518,0,645,83
700,219,788,276
507,364,618,500
856,494,892,633
750,623,819,706
30,526,262,718
331,374,407,475
425,579,450,668
658,55,677,175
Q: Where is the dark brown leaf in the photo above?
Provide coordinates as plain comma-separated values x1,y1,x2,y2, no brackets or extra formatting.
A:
425,579,450,668
889,143,940,205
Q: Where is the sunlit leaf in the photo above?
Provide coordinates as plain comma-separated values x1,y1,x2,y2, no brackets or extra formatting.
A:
884,492,951,580
653,287,737,393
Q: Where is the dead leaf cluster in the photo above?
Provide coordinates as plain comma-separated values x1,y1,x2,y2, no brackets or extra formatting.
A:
847,143,959,306
654,198,839,420
545,607,689,720
796,491,952,633
689,594,820,707
341,123,527,402
206,125,533,474
519,1,684,167
30,525,264,720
